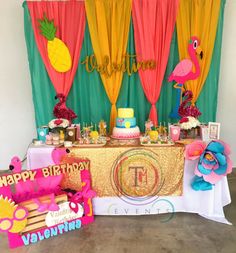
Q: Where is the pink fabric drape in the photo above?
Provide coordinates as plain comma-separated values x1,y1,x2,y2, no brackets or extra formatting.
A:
27,0,86,97
132,0,179,125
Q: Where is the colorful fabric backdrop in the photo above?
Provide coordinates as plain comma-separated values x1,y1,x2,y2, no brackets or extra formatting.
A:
23,0,226,131
132,0,179,125
85,0,132,131
27,0,86,98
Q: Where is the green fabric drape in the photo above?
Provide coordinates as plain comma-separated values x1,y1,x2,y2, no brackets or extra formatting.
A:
23,1,225,131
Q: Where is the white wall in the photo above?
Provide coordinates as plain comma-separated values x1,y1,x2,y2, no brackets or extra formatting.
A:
0,0,36,169
0,0,235,169
217,0,236,167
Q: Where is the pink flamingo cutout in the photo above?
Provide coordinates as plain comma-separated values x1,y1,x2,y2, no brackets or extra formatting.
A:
68,192,83,213
51,147,70,164
33,175,63,212
81,180,96,199
9,157,34,194
168,36,203,118
9,156,62,212
81,171,96,217
34,147,69,211
67,170,96,215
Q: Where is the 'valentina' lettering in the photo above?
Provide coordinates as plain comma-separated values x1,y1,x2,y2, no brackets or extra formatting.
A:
21,234,30,246
21,219,82,246
81,54,156,77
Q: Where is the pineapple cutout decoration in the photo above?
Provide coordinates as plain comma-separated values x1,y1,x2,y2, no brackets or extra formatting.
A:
38,14,72,73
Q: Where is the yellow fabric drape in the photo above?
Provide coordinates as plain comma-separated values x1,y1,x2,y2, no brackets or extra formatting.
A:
85,0,132,130
176,0,221,104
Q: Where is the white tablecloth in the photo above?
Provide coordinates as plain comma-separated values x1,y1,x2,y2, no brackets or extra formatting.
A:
27,146,232,224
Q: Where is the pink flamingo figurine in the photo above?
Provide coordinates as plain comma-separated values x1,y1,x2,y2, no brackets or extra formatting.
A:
168,36,203,118
178,90,201,118
9,157,34,194
53,93,77,123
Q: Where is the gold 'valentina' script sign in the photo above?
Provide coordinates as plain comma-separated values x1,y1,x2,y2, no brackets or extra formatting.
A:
81,54,156,77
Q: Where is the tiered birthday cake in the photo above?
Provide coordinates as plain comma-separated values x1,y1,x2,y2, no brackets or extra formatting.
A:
112,108,140,139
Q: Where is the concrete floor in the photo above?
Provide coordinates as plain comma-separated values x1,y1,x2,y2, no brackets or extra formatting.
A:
1,173,236,253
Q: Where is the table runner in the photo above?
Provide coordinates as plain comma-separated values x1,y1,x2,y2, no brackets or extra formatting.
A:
59,145,185,198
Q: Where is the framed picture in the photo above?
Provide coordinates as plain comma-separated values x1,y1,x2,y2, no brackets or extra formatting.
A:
200,124,210,142
208,122,221,140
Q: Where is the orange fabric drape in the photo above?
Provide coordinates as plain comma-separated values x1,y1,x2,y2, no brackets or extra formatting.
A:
85,0,132,130
132,0,179,125
176,0,221,104
27,0,86,97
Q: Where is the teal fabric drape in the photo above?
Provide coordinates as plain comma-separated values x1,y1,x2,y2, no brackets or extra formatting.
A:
23,1,225,131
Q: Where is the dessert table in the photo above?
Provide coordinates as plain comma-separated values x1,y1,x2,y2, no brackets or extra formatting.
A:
27,144,231,224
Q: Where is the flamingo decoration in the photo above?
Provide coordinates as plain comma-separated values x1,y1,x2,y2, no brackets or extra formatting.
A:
68,191,83,213
51,147,70,165
32,147,70,211
67,179,96,215
34,175,63,212
9,156,62,212
81,180,96,199
178,90,201,118
81,170,96,217
9,157,34,194
168,36,203,119
53,93,77,123
66,170,96,215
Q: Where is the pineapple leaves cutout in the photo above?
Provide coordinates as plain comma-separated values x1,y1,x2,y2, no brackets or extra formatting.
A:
38,13,72,73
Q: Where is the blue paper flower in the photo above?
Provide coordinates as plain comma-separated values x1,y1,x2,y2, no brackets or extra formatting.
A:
194,141,232,184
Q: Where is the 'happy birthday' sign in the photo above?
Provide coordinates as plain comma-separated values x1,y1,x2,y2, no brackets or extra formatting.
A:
0,158,95,249
42,162,90,177
0,162,89,187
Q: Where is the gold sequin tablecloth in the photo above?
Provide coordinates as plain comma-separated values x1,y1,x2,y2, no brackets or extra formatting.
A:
60,145,185,198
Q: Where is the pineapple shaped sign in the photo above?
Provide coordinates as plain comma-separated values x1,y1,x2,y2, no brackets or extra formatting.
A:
38,14,72,73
